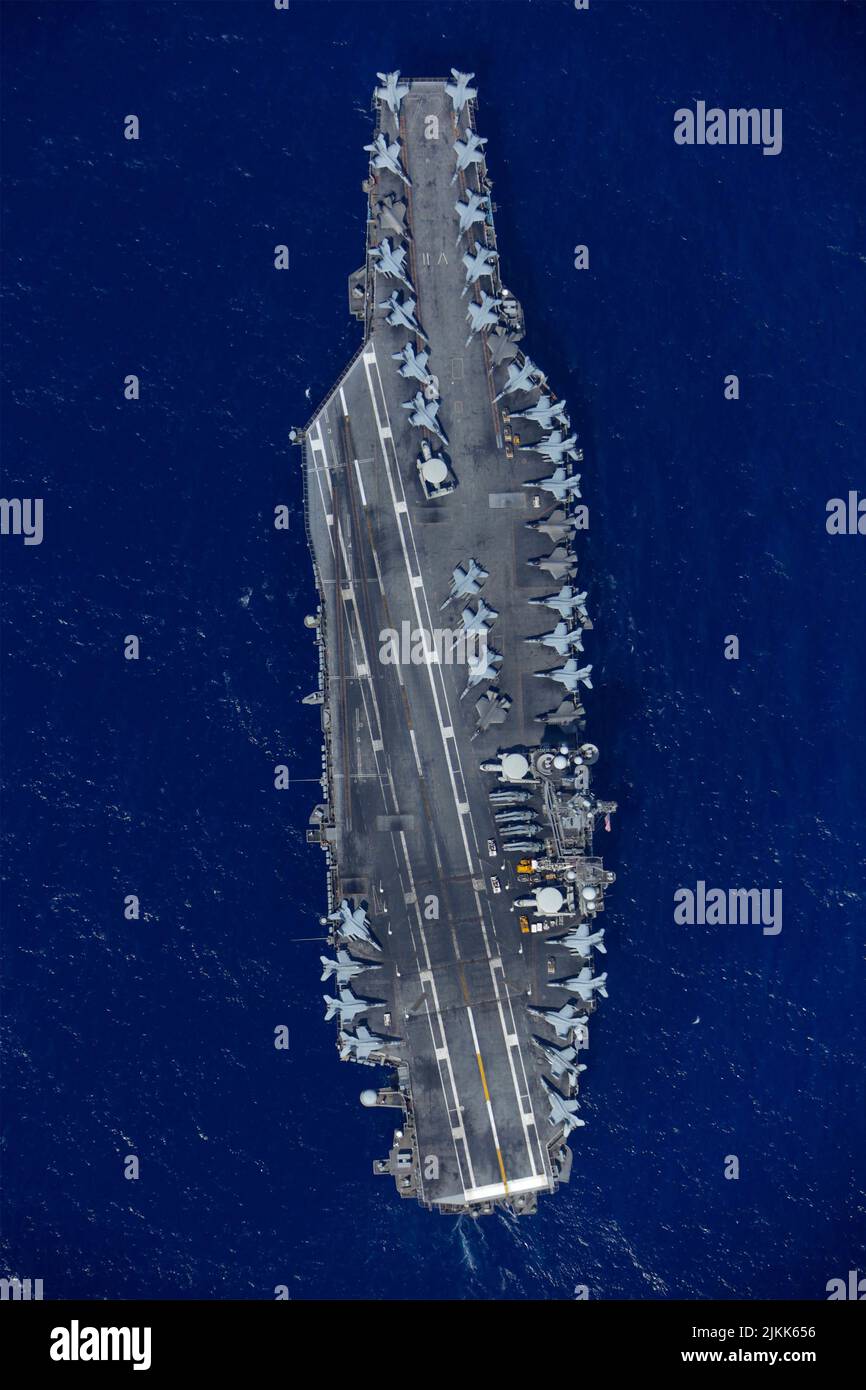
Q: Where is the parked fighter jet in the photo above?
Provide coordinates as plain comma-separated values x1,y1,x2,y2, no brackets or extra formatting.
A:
529,546,578,581
503,842,543,856
370,237,412,288
542,1077,586,1133
402,390,448,445
324,987,373,1025
533,1037,587,1084
555,965,609,1001
472,689,511,738
529,1001,588,1042
374,192,408,239
528,507,578,544
380,290,428,341
452,127,488,179
493,355,545,401
488,327,520,368
320,949,381,985
523,468,582,504
535,659,593,693
511,394,569,429
328,899,381,950
465,290,502,344
537,699,584,728
339,1024,391,1062
461,647,502,696
529,585,589,621
445,68,477,113
561,923,607,956
461,242,498,294
454,190,489,238
364,132,411,186
489,789,532,805
494,810,537,824
375,70,409,116
520,429,580,466
528,622,584,657
393,342,431,384
460,598,498,634
441,558,488,607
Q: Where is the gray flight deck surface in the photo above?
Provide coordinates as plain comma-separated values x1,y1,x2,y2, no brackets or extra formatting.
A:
300,75,617,1215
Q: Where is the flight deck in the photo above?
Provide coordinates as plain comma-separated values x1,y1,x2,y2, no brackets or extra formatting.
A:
299,72,617,1216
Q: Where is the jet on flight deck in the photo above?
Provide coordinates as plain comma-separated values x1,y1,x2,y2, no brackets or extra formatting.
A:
534,659,594,693
462,242,498,293
402,390,448,444
328,899,381,950
364,132,412,186
375,70,409,115
370,237,413,289
380,290,429,341
554,966,609,1001
445,68,478,113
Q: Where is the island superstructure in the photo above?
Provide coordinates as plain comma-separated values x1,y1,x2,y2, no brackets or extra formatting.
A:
298,71,617,1216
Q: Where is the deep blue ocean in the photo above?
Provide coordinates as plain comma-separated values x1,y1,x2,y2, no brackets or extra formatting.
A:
2,0,864,1301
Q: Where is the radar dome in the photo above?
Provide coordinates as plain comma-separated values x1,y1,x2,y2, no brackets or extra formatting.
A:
502,752,529,781
536,886,564,915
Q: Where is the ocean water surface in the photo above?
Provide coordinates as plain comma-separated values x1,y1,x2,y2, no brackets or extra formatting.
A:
2,0,864,1299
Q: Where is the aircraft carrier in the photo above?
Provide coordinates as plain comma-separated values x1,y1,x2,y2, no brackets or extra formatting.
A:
298,71,617,1216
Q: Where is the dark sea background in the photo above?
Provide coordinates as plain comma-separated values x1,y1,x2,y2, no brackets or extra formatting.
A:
2,0,864,1300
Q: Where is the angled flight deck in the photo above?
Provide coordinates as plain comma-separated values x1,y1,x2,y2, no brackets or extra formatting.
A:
299,71,617,1216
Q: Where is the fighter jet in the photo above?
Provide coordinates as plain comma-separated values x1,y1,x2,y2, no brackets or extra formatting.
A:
533,1037,587,1084
375,70,409,116
461,646,502,696
452,127,488,179
323,987,373,1025
502,840,543,854
392,342,430,385
461,242,498,294
529,585,589,622
445,68,477,113
465,290,502,344
493,355,545,402
374,192,408,239
380,290,429,341
488,328,520,368
529,545,578,580
528,507,578,544
320,949,381,986
494,810,537,825
364,132,411,186
454,190,489,238
537,699,584,728
460,598,498,634
402,390,448,445
328,898,381,950
523,463,581,503
370,237,412,289
542,1077,586,1133
520,429,580,465
535,659,593,693
528,622,584,657
529,1000,589,1042
554,965,609,1001
560,923,607,956
472,689,511,738
511,395,569,429
489,789,531,805
339,1024,391,1063
441,558,488,607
